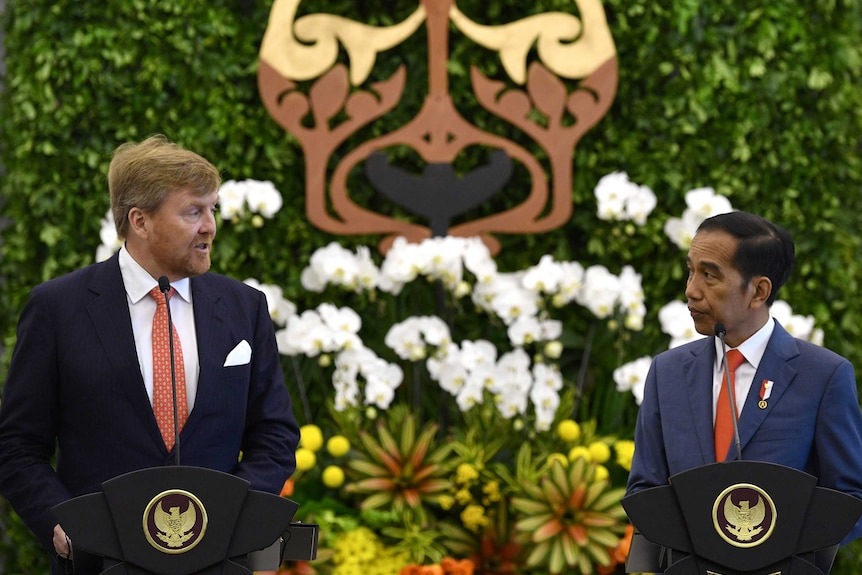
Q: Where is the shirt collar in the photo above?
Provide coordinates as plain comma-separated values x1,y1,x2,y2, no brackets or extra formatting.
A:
118,245,191,304
713,317,775,371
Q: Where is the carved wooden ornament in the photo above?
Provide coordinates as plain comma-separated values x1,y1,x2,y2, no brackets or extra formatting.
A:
259,0,618,254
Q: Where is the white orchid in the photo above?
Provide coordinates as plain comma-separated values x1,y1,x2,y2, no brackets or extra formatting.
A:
522,254,565,294
243,180,283,218
658,299,705,348
243,278,296,327
664,187,734,249
302,242,365,293
577,265,622,319
218,180,247,220
95,211,123,262
685,187,733,220
217,179,283,222
613,356,652,405
594,171,656,225
771,300,818,342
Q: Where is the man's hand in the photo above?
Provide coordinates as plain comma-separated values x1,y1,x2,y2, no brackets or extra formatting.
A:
53,524,72,560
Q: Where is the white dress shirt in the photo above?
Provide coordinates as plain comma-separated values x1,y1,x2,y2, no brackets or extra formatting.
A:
712,317,775,422
118,246,200,412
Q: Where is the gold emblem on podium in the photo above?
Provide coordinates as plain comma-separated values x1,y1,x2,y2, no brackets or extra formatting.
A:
143,489,208,554
712,483,776,548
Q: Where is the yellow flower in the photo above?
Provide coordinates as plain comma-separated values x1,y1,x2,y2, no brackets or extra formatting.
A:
299,424,324,452
482,480,501,502
547,452,569,467
594,464,609,482
455,487,473,505
460,504,490,533
568,446,591,463
588,441,611,463
295,448,317,471
327,434,351,457
615,439,636,471
455,462,480,485
439,494,455,510
322,465,345,488
556,419,581,442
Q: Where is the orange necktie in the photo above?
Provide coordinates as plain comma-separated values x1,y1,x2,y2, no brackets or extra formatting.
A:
150,286,188,450
715,349,745,462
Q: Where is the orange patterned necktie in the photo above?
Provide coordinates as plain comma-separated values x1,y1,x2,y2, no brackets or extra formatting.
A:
715,349,745,462
150,286,188,450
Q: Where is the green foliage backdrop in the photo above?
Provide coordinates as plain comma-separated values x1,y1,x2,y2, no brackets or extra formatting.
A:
1,0,861,572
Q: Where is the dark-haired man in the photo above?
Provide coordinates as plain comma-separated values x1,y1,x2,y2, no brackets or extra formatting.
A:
627,210,862,542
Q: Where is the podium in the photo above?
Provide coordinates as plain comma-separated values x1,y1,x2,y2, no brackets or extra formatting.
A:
53,466,318,575
622,461,862,575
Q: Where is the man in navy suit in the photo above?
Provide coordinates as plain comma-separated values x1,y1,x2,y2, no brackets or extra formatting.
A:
0,135,301,573
627,210,862,542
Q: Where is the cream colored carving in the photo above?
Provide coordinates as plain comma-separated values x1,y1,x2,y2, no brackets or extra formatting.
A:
449,0,616,84
260,0,426,86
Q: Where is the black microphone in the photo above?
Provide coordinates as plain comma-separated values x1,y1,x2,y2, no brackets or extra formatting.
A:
158,275,181,466
714,322,742,461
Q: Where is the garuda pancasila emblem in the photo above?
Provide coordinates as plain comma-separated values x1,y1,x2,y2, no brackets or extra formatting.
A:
724,495,766,542
258,0,618,254
713,484,775,548
155,502,196,547
143,490,206,554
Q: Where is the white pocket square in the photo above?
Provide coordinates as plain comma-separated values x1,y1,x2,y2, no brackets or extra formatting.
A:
224,339,252,367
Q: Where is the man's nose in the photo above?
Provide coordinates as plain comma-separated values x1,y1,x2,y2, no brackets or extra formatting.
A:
201,210,216,234
684,277,699,299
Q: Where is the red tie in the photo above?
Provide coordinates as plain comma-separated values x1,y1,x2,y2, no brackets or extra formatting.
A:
150,287,188,450
715,349,745,461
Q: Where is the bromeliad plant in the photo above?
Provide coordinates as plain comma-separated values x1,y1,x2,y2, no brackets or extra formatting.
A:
342,406,453,529
510,446,628,575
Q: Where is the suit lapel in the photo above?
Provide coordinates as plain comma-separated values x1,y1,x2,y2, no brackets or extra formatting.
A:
736,323,799,450
684,339,720,464
86,254,165,451
183,275,228,438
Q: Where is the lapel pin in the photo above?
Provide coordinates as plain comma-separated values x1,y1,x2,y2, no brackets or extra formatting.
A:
758,379,773,409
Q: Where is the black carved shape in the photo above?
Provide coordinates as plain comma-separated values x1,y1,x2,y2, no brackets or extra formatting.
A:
365,149,513,237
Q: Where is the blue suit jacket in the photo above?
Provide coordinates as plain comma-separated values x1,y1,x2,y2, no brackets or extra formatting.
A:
626,321,862,542
0,253,300,552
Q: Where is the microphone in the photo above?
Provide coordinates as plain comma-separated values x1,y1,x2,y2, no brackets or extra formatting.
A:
158,276,181,466
714,322,742,461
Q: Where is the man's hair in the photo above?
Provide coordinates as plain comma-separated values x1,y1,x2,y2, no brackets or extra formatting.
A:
696,211,795,305
108,135,221,239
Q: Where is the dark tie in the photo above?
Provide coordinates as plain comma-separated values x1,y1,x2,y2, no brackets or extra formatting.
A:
715,349,745,462
150,286,188,450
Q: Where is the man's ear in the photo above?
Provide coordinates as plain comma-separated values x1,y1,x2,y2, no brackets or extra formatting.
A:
750,276,773,309
127,207,148,238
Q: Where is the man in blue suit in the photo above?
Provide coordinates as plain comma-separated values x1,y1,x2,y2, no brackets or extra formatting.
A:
0,135,301,573
627,211,862,542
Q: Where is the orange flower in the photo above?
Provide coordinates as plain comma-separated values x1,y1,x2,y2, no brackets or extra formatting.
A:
399,559,476,575
280,478,295,497
399,565,444,575
441,557,475,575
471,533,520,575
596,523,634,575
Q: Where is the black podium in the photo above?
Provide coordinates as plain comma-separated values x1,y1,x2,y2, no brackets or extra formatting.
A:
622,461,862,575
53,466,318,575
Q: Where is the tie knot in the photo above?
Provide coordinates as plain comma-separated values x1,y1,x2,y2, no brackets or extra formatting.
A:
726,349,746,372
149,286,174,305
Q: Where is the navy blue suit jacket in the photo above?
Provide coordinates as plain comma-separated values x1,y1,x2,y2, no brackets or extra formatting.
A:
0,253,300,552
627,321,862,542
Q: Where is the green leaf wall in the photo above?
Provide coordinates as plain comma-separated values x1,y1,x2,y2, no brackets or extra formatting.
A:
1,0,861,571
